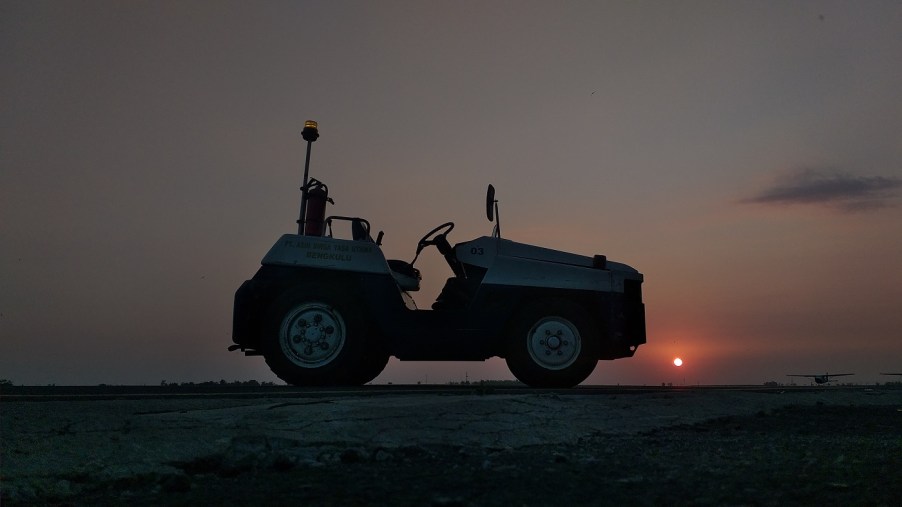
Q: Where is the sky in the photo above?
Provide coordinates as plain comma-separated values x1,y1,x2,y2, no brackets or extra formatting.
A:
2,1,901,386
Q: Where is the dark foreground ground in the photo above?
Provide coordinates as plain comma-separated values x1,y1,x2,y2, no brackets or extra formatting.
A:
9,400,901,506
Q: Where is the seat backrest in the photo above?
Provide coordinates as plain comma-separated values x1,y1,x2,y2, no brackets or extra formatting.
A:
351,218,373,242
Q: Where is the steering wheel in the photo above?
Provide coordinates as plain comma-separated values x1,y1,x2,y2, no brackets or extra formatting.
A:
415,221,455,257
413,221,466,278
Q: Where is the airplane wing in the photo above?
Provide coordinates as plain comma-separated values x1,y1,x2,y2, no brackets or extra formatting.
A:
880,373,902,375
786,373,853,378
787,373,853,377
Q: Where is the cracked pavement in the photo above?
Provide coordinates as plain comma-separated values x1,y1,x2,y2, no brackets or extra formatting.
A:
3,388,900,501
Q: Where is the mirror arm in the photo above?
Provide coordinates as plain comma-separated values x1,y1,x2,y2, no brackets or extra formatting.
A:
493,201,501,238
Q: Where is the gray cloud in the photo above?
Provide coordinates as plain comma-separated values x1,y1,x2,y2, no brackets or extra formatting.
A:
745,169,902,212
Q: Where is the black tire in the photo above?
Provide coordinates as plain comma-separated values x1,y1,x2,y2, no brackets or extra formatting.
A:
504,299,599,388
347,340,391,386
262,284,367,386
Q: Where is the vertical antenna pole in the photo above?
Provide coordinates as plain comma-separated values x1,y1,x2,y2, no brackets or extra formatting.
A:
297,120,319,235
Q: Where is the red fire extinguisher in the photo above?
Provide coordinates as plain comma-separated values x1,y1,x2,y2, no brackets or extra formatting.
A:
303,179,331,236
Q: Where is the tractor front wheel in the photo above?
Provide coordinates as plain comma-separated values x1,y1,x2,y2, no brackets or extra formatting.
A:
504,300,598,388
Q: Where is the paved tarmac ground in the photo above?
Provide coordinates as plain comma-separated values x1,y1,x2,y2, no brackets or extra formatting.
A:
2,385,901,505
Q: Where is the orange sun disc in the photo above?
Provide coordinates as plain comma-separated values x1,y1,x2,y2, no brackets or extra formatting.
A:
673,358,683,367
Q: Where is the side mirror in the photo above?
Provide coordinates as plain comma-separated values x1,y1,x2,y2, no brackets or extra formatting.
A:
486,184,500,238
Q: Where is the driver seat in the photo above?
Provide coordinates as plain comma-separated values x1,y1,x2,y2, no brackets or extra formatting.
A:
388,259,420,292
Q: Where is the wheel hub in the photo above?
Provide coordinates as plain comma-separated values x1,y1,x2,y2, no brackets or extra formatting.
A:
280,303,346,368
527,317,580,370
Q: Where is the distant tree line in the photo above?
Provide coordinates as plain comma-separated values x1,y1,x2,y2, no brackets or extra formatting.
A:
447,379,526,386
159,380,277,387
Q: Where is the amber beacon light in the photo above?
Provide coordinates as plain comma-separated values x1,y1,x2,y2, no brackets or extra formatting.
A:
302,120,319,142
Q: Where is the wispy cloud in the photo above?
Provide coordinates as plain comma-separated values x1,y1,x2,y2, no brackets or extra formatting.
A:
744,169,902,212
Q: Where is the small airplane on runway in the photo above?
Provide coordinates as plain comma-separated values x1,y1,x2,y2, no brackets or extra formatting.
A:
787,373,854,384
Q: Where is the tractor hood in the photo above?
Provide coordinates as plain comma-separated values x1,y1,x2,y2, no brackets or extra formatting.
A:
499,239,640,274
457,237,642,278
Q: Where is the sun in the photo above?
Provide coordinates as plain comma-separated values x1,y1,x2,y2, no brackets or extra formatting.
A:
673,357,683,367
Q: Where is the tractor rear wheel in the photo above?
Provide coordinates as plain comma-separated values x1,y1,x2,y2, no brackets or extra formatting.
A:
348,341,391,385
262,285,367,386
